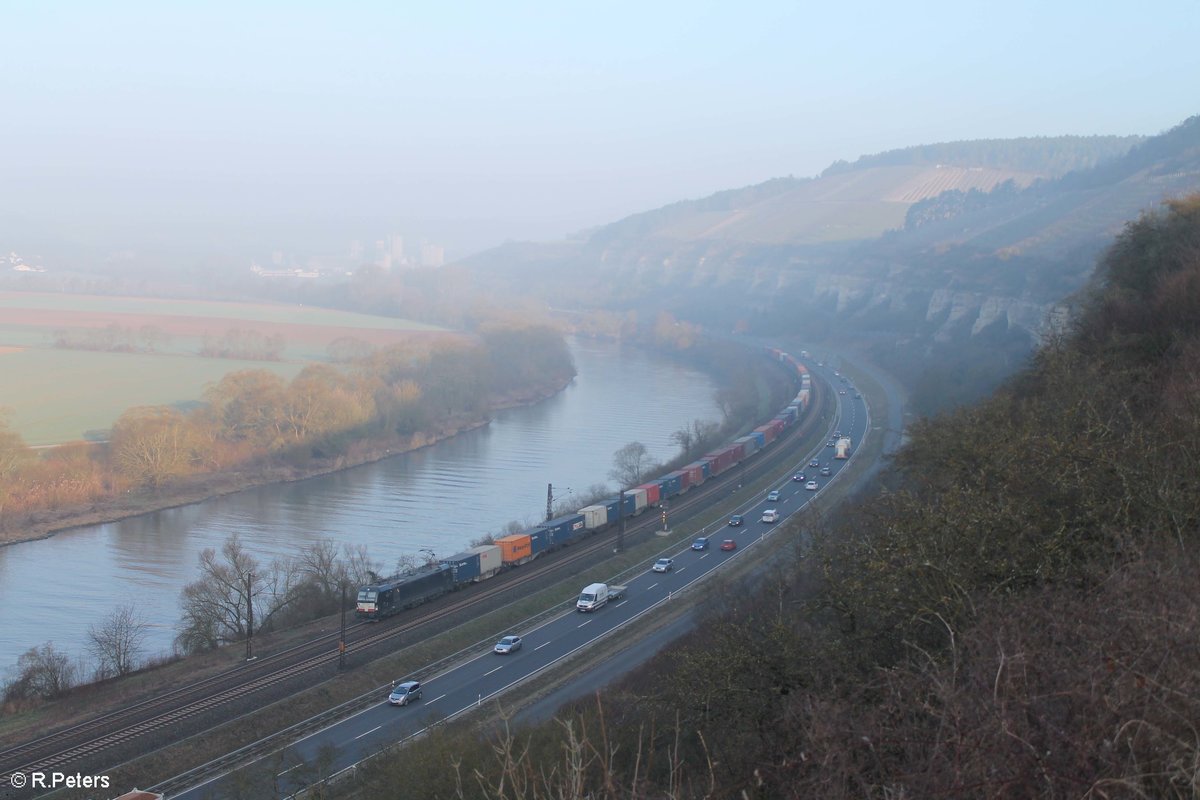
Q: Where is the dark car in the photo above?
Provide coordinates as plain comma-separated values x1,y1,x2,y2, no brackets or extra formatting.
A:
388,680,422,706
692,537,710,551
720,539,737,552
792,473,805,482
809,459,820,468
494,635,523,654
728,514,744,526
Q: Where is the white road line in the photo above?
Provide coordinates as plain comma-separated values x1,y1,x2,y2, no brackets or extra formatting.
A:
613,600,627,607
647,582,658,590
577,619,592,628
676,566,686,573
428,693,446,704
535,642,551,651
354,725,381,740
700,553,709,559
277,763,302,776
484,665,504,676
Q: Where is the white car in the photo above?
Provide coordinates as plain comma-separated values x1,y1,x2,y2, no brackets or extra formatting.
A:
805,480,818,491
761,509,780,523
767,490,781,501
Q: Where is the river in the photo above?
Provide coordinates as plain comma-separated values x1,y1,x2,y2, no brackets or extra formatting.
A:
0,338,721,677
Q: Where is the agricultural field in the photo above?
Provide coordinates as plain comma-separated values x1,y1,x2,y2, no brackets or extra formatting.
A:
0,292,454,446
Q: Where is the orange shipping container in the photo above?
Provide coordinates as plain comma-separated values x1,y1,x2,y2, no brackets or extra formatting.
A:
495,534,532,565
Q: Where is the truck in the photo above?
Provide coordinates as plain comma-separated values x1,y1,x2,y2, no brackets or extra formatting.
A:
835,436,852,459
576,582,626,612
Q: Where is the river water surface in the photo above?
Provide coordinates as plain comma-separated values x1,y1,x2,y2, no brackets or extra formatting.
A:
0,338,720,675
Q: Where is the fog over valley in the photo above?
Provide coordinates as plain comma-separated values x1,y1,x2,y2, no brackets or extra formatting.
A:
3,3,1200,799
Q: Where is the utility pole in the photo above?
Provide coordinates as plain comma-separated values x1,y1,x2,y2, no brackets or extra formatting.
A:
547,484,570,522
245,570,254,661
338,584,347,670
617,488,626,552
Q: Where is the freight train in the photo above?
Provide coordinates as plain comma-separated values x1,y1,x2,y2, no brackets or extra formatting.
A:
355,346,814,621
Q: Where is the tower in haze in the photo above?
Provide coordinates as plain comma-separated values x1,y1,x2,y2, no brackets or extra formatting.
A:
389,234,405,267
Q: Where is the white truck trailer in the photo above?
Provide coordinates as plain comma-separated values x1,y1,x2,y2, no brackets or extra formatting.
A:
576,582,627,612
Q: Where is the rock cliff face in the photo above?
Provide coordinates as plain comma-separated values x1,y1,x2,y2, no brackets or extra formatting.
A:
465,119,1200,355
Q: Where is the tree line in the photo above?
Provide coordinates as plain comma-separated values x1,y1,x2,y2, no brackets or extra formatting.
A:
0,325,575,530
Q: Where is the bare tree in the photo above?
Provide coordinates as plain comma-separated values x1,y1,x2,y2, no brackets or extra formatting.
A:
176,534,300,654
298,539,346,600
609,441,656,487
342,542,381,588
87,604,149,678
5,643,77,700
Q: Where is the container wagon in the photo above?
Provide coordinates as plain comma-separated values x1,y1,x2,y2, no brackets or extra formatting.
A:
635,482,662,507
538,513,588,547
440,545,502,583
495,534,533,566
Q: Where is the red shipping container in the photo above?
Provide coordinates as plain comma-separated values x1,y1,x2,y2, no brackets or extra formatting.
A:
636,482,662,506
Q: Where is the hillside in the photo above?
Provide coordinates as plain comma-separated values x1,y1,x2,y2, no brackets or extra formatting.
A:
356,196,1200,800
464,117,1200,410
591,164,1044,246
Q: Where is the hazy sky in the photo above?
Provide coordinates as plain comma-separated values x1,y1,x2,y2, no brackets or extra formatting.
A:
2,1,1197,259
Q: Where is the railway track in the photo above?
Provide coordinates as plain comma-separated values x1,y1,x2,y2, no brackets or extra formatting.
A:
0,375,829,797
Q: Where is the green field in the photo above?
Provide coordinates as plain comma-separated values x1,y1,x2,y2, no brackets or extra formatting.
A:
0,348,307,446
0,292,454,446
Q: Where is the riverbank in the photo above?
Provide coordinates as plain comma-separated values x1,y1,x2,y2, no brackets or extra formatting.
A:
0,375,574,549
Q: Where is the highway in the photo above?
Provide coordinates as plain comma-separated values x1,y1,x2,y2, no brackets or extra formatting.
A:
170,361,867,800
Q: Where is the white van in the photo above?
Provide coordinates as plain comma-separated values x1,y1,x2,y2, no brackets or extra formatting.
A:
761,509,780,523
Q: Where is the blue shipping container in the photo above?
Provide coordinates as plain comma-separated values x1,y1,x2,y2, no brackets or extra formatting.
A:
527,528,553,556
538,513,586,546
658,472,683,498
693,460,711,480
750,430,766,448
605,493,637,519
603,498,621,525
441,551,482,583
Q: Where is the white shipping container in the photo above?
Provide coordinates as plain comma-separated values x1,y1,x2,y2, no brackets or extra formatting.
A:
629,488,647,513
579,504,608,530
470,544,504,578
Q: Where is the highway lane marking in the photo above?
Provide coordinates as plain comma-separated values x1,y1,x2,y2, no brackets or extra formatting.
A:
535,642,551,651
613,600,627,607
577,619,593,628
429,693,446,703
277,763,302,776
484,665,504,676
354,725,381,740
700,553,709,559
647,582,658,590
676,567,686,573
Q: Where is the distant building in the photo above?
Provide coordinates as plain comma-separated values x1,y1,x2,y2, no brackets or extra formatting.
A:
420,243,444,268
389,233,405,266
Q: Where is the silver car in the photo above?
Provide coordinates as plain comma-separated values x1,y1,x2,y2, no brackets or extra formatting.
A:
494,635,523,654
389,680,422,706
